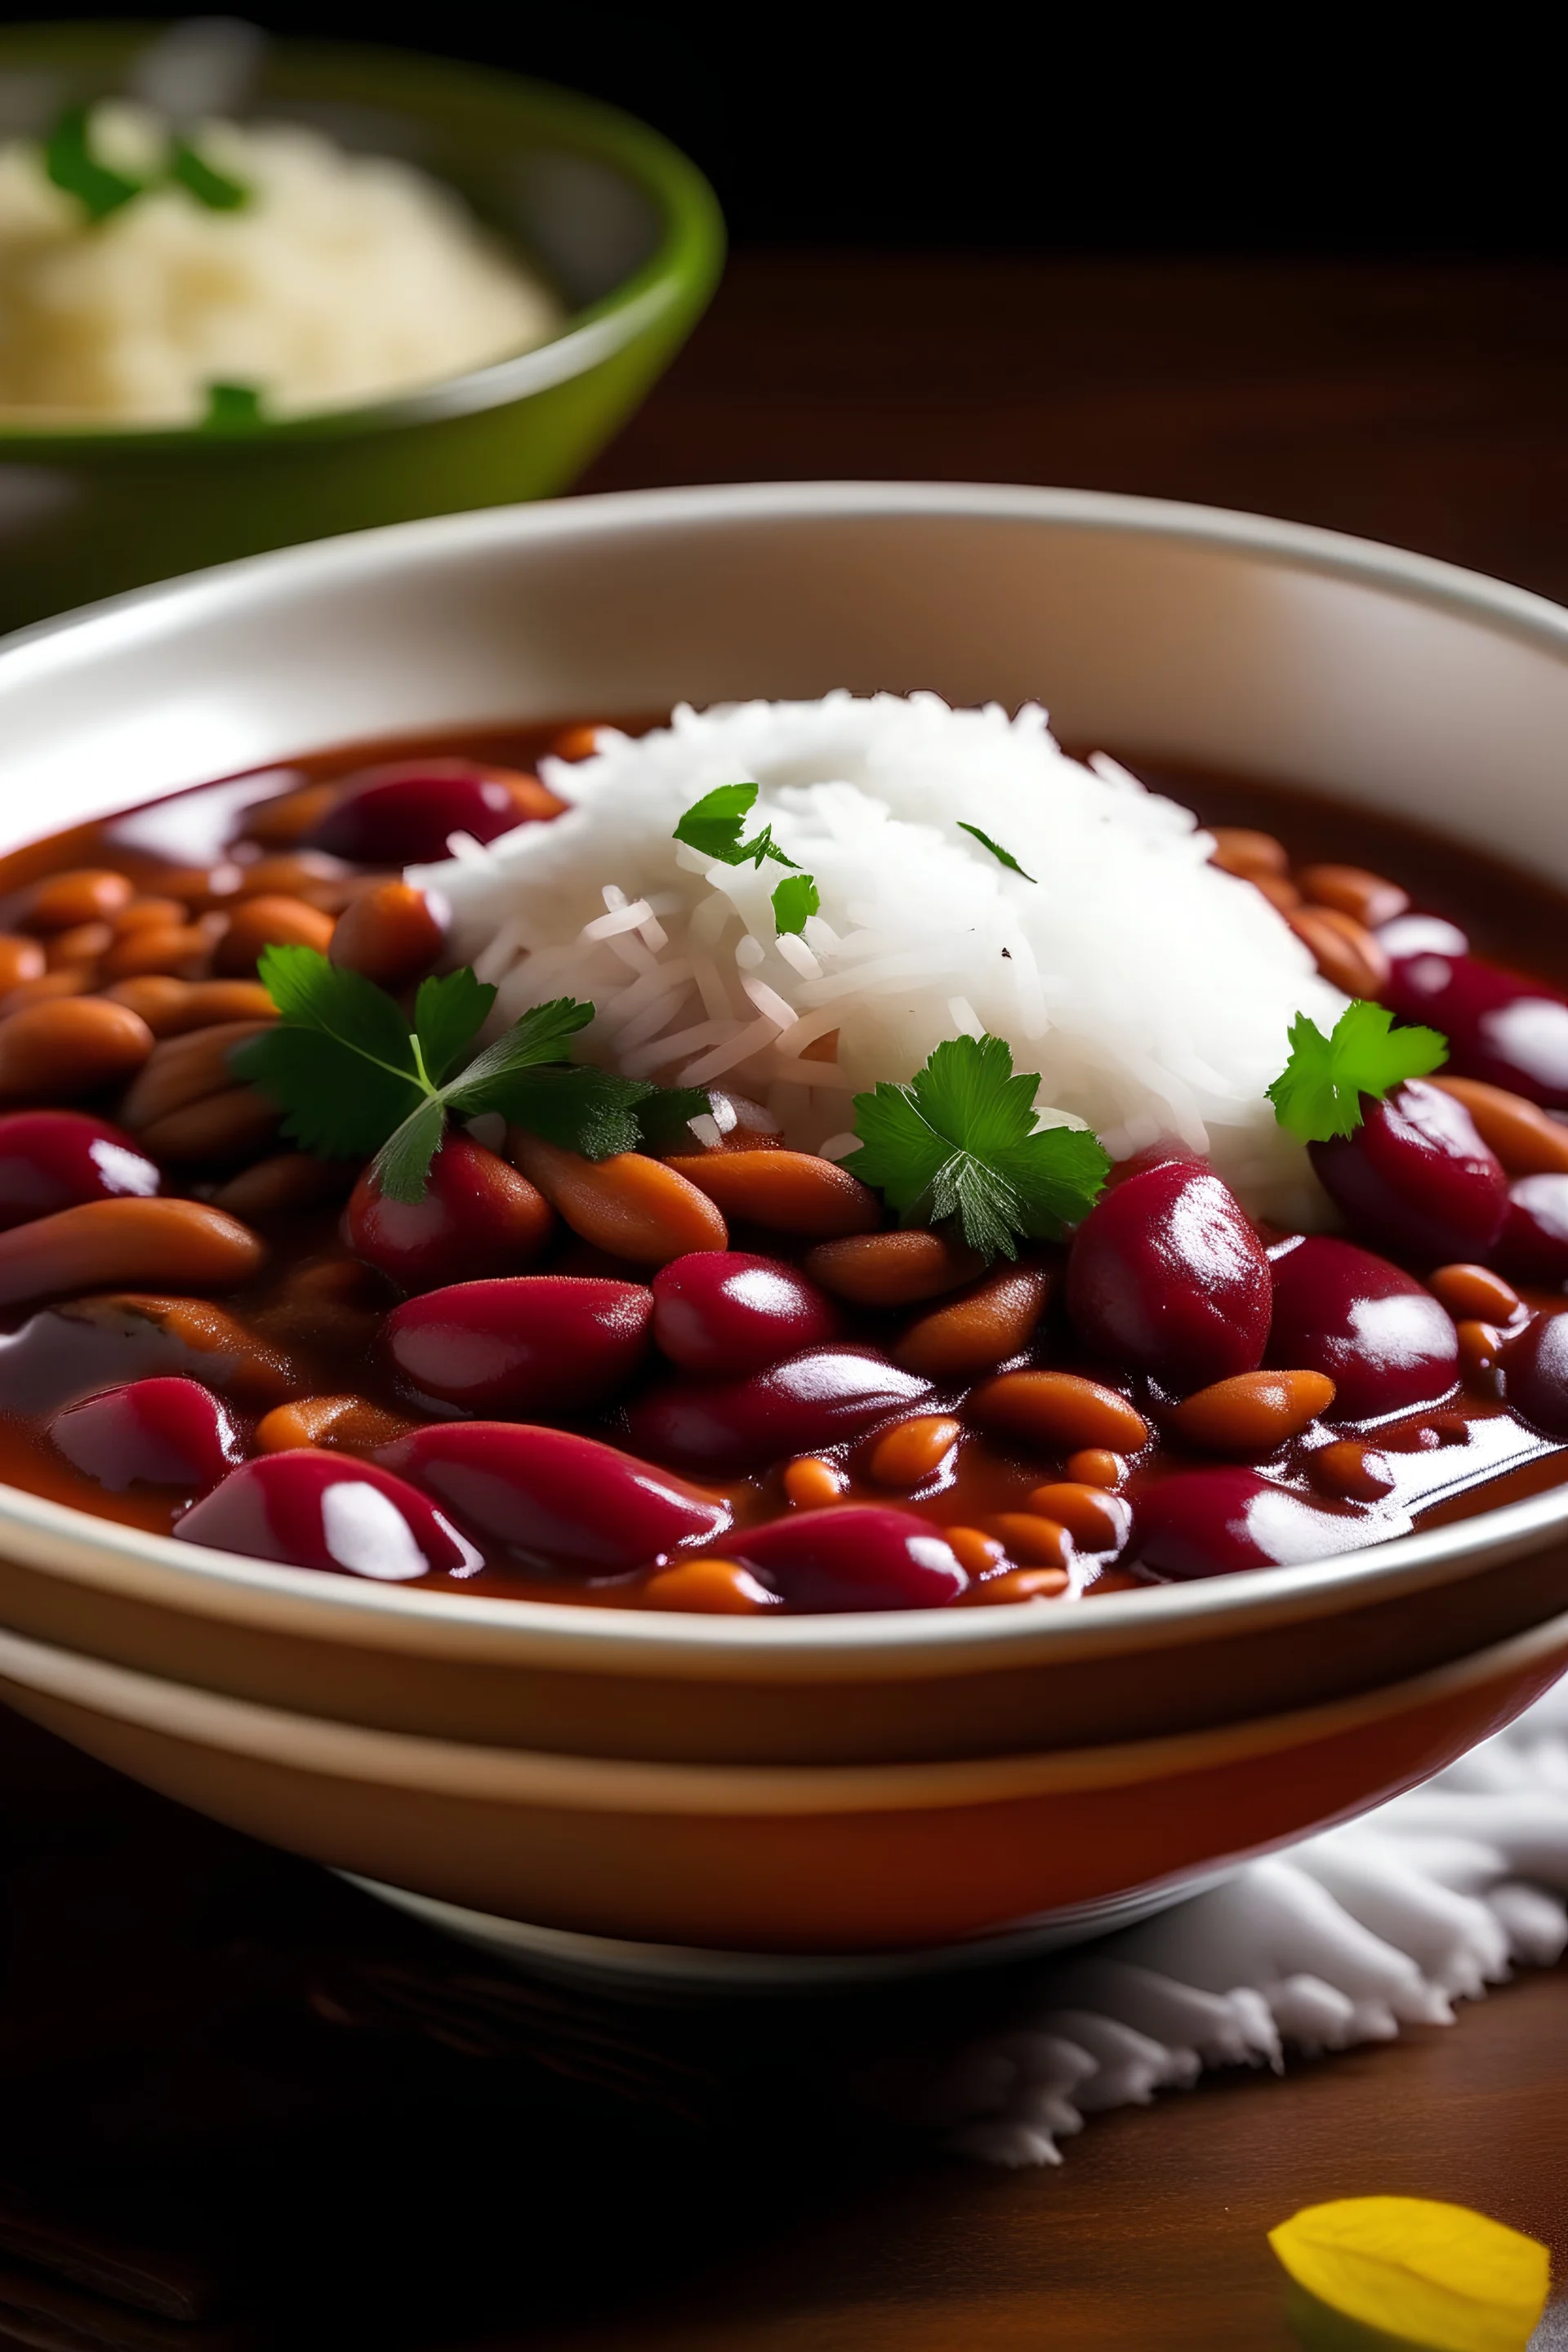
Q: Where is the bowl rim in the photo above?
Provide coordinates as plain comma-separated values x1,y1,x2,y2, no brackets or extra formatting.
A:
0,26,725,451
2,474,1568,1679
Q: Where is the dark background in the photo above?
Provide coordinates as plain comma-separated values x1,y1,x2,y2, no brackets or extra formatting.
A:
13,2,1564,252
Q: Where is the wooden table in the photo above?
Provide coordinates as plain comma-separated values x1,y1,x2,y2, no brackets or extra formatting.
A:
7,253,1568,2352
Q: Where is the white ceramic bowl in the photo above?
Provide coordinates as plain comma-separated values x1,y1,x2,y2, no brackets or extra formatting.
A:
1,483,1566,1958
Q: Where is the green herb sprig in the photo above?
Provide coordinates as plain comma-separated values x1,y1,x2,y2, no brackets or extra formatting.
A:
43,104,251,225
844,1033,1110,1262
1267,1000,1448,1143
231,946,708,1203
957,822,1036,883
675,784,819,940
203,381,263,430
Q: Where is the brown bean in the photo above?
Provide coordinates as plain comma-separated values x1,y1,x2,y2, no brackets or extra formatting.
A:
985,1512,1072,1569
212,1153,352,1216
329,880,445,991
102,976,194,1033
1023,1481,1131,1551
782,1455,847,1508
1288,906,1391,998
103,977,278,1037
0,1197,264,1307
1209,827,1289,879
64,1290,297,1405
1428,1262,1522,1324
240,781,341,849
895,1264,1052,1379
119,1021,273,1132
44,920,111,971
643,1557,781,1613
21,867,134,929
0,969,93,1015
1065,1447,1124,1490
509,1134,728,1264
662,1149,880,1238
1430,1076,1568,1178
970,1370,1149,1454
802,1228,982,1307
497,767,570,822
1170,1368,1336,1458
215,894,336,976
1251,873,1303,914
548,723,601,762
100,924,213,982
866,1414,962,1488
140,863,239,913
255,1394,416,1454
1456,1319,1504,1395
139,1087,281,1165
0,934,44,993
0,997,154,1097
1308,1438,1397,1502
960,1565,1069,1604
1298,863,1410,929
942,1525,1006,1577
235,852,351,900
112,896,189,935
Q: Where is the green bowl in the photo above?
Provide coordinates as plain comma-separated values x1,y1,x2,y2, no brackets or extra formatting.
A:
0,23,724,632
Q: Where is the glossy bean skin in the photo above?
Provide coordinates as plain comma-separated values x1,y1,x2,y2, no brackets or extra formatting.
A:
662,1150,880,1238
801,1228,982,1307
176,1449,481,1582
328,880,447,991
1503,1312,1568,1438
345,1136,553,1292
866,1414,962,1488
1309,1080,1508,1265
0,999,154,1098
215,894,336,976
0,1110,158,1232
1298,863,1410,928
970,1370,1149,1455
1288,906,1390,998
728,1505,967,1612
50,1377,242,1491
310,760,564,864
961,1565,1068,1604
99,923,214,982
385,1274,653,1416
642,1558,781,1613
1129,1468,1387,1580
1307,1439,1397,1502
21,869,134,929
0,935,44,993
0,1198,265,1309
1430,1075,1568,1177
782,1455,847,1507
1494,1174,1568,1284
894,1263,1051,1379
1209,826,1289,878
650,1251,840,1376
379,1423,730,1574
1266,1235,1459,1419
625,1345,933,1472
1427,1262,1523,1325
1385,947,1568,1109
1023,1481,1131,1550
119,1020,274,1132
1066,1156,1272,1393
104,978,275,1037
509,1134,727,1265
1169,1369,1337,1459
987,1512,1072,1568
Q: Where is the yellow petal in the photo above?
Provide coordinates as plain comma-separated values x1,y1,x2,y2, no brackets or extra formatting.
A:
1269,2198,1550,2352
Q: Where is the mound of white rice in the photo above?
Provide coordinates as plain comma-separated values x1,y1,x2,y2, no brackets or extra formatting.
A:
0,103,560,425
416,694,1346,1225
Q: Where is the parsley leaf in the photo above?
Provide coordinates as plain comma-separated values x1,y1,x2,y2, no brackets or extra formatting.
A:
1267,999,1448,1143
231,947,709,1204
203,381,264,430
45,105,142,223
957,822,1037,883
844,1033,1110,1260
772,873,820,935
674,782,800,871
169,137,250,210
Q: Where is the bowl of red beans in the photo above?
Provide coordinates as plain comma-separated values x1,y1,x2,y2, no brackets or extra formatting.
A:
1,483,1566,1975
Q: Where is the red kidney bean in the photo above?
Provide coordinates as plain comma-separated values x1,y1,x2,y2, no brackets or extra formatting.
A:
1065,1155,1272,1393
0,1109,159,1232
1267,1234,1459,1419
1129,1467,1385,1579
176,1448,480,1581
385,1274,653,1415
1503,1311,1568,1438
624,1345,933,1472
345,1134,553,1292
379,1423,730,1573
728,1506,966,1611
1493,1174,1568,1284
1309,1079,1508,1265
1384,946,1568,1110
310,761,557,865
50,1376,242,1491
650,1250,840,1376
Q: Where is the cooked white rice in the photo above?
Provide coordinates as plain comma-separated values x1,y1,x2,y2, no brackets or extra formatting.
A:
0,103,560,425
416,693,1346,1225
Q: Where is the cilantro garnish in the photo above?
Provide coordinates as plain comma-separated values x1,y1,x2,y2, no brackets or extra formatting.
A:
203,381,263,430
675,782,819,937
957,822,1036,884
230,946,708,1204
844,1033,1110,1261
1267,999,1448,1143
45,105,142,223
771,873,819,935
169,137,250,210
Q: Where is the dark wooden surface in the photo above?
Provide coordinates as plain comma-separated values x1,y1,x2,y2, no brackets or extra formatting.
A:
7,253,1568,2352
